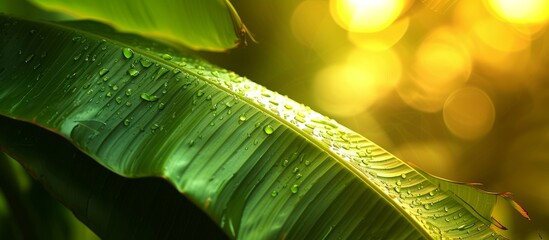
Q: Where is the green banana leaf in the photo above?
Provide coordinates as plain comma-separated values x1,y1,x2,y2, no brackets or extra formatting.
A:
0,15,528,239
0,116,226,239
0,151,100,240
29,0,252,51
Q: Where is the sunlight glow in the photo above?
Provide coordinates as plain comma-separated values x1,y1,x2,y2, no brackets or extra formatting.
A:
443,87,495,140
348,17,410,51
313,49,401,116
486,0,549,24
397,28,471,112
330,0,407,32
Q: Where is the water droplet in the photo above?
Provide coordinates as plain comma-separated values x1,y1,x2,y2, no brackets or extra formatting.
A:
293,167,299,173
125,102,132,107
25,54,34,63
99,68,109,76
304,160,310,166
296,173,302,179
282,159,289,167
294,115,306,123
394,186,401,193
73,53,81,61
396,180,402,186
424,204,431,210
264,125,274,135
106,92,112,97
128,68,139,76
158,103,165,110
83,82,92,89
125,89,132,96
112,85,119,91
239,114,247,122
444,207,449,212
86,89,93,95
225,101,233,108
123,119,130,126
161,53,172,60
140,92,159,102
401,173,407,179
123,48,133,59
197,90,204,97
429,191,435,196
253,139,259,145
457,223,475,231
140,58,152,67
445,218,450,222
271,190,278,197
151,124,160,130
116,96,122,104
290,184,299,193
188,139,195,146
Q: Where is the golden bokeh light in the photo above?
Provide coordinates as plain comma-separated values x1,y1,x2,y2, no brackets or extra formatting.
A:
312,49,401,116
472,19,531,53
329,0,408,32
397,28,472,112
291,0,337,47
443,87,495,140
347,17,410,51
485,0,549,24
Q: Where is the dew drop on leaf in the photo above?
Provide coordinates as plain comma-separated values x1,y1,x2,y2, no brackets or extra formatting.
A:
25,54,33,63
161,53,172,60
264,125,274,134
128,68,139,77
140,58,152,67
123,48,133,59
140,92,159,102
99,68,109,76
291,184,299,193
271,190,278,197
123,119,130,126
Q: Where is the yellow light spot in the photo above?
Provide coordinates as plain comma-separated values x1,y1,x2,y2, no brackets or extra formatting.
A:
443,87,495,140
291,0,339,47
348,17,410,51
472,19,531,52
485,0,549,24
330,0,407,32
312,49,401,116
397,28,471,112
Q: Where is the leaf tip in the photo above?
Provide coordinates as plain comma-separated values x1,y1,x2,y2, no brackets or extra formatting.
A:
499,192,531,220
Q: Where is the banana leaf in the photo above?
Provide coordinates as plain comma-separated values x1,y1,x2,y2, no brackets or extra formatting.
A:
0,15,528,239
29,0,252,51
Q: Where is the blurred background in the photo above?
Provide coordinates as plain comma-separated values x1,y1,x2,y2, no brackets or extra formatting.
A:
1,0,547,238
199,0,549,238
